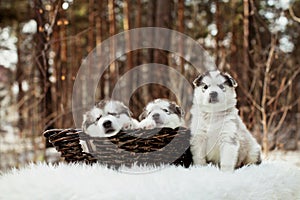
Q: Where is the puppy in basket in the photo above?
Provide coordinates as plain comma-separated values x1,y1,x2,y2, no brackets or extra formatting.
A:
82,100,139,137
190,70,262,171
138,99,185,129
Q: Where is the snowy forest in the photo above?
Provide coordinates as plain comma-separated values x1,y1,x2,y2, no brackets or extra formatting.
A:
0,0,299,171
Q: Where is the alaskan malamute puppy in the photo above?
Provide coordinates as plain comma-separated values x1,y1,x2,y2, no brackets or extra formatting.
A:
138,99,185,129
82,100,138,137
190,70,261,171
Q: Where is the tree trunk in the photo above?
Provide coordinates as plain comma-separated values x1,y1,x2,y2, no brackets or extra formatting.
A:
243,0,250,85
135,0,142,66
95,0,102,46
96,0,104,100
154,0,172,64
215,0,221,67
88,0,95,52
178,0,184,73
146,0,156,63
122,0,135,102
153,0,172,99
123,0,133,70
16,23,25,131
108,0,117,97
34,0,53,130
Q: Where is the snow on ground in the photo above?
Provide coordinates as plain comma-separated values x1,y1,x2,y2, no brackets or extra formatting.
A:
263,150,300,168
0,123,48,170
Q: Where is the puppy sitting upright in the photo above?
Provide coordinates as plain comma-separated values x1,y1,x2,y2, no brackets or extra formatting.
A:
82,100,138,137
190,70,261,171
138,99,185,129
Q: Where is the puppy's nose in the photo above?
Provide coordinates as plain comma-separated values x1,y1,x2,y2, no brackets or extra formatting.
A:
152,113,160,120
102,120,112,129
209,91,218,98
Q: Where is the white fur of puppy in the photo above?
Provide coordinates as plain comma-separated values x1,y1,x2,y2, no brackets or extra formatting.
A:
138,99,185,129
82,100,138,137
190,70,262,171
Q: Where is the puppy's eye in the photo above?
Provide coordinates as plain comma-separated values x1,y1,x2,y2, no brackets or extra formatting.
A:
162,109,169,113
219,84,225,91
108,112,119,117
203,85,208,90
95,115,102,123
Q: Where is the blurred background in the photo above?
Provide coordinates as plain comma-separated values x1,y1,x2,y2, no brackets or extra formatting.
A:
0,0,299,171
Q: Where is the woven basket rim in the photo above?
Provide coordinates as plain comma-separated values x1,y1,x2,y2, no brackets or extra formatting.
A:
43,127,193,167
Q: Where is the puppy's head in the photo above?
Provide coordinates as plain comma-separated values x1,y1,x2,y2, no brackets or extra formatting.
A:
82,100,133,137
193,70,238,112
139,99,185,128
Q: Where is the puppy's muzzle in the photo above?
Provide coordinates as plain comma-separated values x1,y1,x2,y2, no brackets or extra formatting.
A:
103,120,112,128
152,113,163,124
209,91,218,103
102,120,115,133
152,113,160,121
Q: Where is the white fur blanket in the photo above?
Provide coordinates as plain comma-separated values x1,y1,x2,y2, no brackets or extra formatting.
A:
0,162,299,200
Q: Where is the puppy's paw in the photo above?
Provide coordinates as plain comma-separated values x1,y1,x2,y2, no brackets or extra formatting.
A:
138,119,156,129
220,164,234,172
193,158,207,166
123,119,139,130
123,119,140,130
131,119,140,129
123,123,132,130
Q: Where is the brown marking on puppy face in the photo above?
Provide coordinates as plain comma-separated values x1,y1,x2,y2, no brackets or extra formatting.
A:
96,100,108,109
138,109,147,121
221,72,238,88
168,102,185,118
193,71,211,87
96,100,132,117
83,113,93,131
117,104,132,117
82,107,102,132
193,70,237,88
139,98,184,121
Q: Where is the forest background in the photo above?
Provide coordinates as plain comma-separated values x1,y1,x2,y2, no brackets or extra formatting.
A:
0,0,299,170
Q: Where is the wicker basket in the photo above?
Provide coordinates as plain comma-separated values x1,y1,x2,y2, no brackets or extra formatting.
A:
44,127,193,168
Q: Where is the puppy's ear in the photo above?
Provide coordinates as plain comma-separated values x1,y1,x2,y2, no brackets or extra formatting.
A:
82,111,93,132
96,99,107,108
193,74,204,87
169,102,185,117
128,110,133,117
120,104,133,117
138,110,147,121
175,105,185,117
123,108,133,117
223,72,238,88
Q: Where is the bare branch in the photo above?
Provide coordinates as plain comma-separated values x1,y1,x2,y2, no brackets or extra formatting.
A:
267,67,300,106
261,35,277,109
249,0,262,52
261,35,277,154
239,84,263,112
289,5,300,23
34,55,47,78
47,0,60,37
250,2,271,36
269,106,289,136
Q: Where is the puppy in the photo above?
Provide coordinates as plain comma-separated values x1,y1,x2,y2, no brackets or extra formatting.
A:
82,100,138,137
190,70,261,171
138,99,185,129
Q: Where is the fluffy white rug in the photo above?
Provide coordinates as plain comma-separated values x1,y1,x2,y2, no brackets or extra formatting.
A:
0,162,299,200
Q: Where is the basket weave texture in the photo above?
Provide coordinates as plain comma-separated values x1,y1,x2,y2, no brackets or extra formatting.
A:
44,127,193,168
